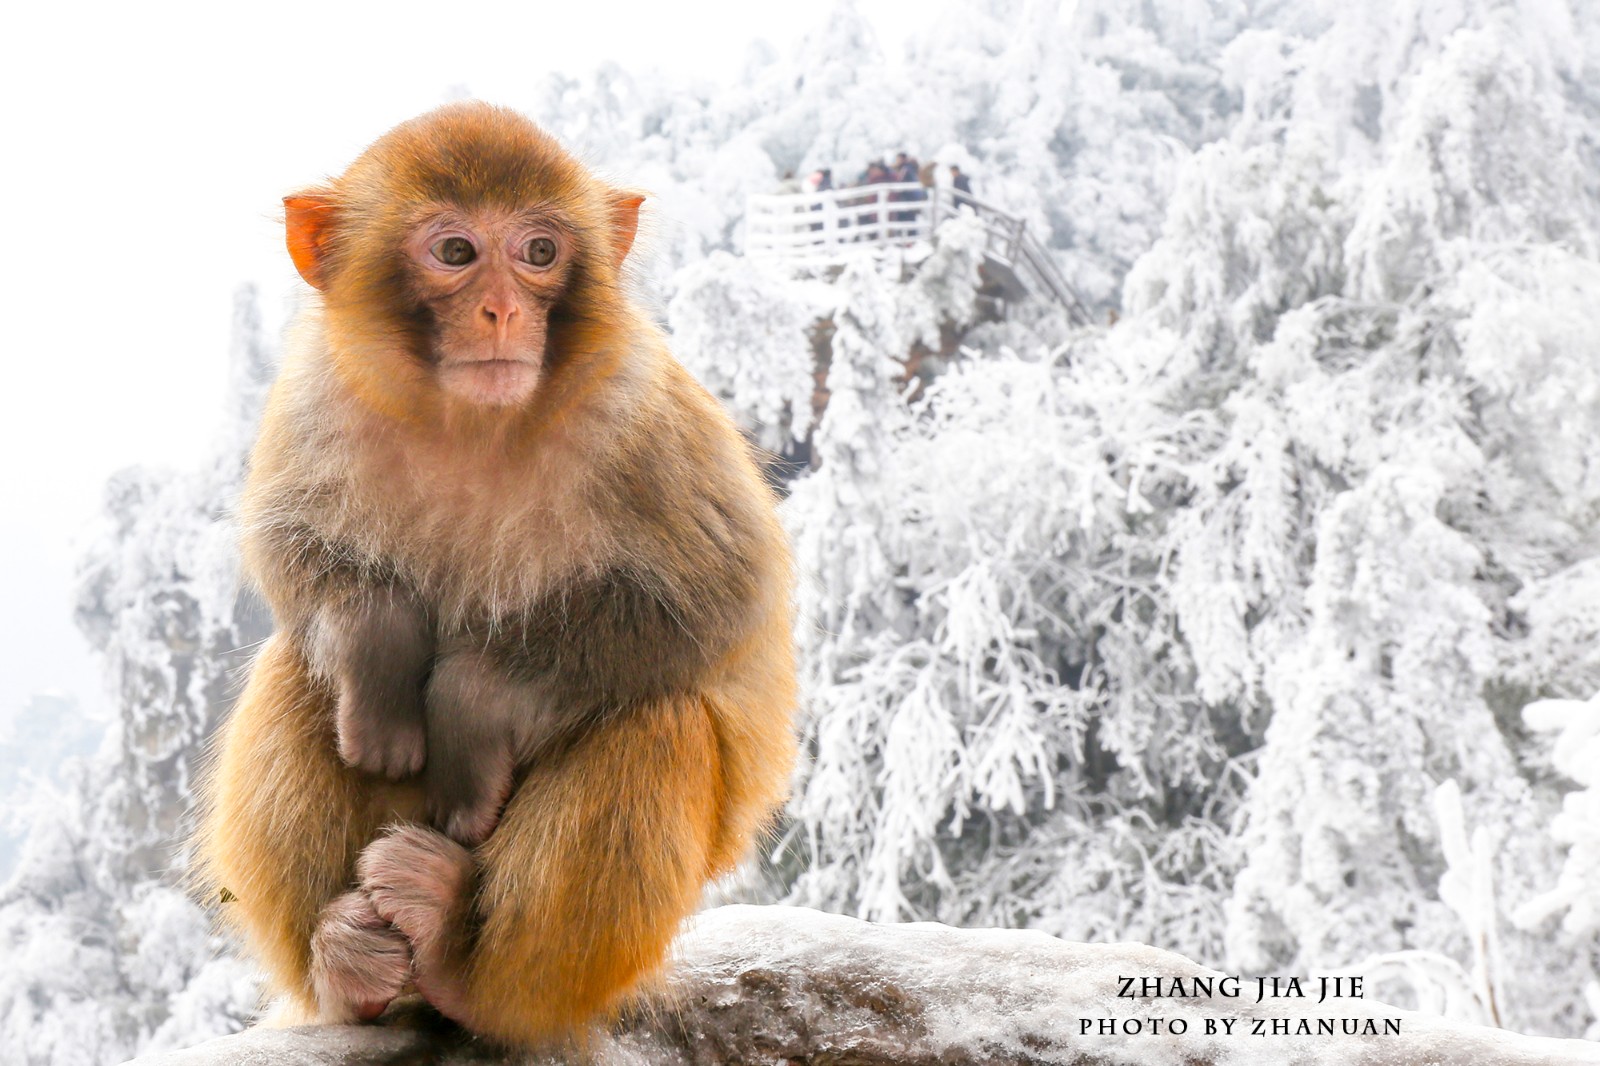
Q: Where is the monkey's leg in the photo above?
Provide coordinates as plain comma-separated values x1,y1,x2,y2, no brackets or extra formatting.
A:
307,584,431,779
362,692,722,1045
696,611,799,875
196,634,422,1022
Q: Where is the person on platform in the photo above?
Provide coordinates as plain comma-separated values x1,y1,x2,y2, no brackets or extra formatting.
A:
950,163,974,206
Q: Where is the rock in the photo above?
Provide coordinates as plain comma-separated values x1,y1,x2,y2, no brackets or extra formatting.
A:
123,904,1600,1065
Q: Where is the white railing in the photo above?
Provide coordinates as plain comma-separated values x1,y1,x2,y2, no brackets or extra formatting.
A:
746,182,1090,324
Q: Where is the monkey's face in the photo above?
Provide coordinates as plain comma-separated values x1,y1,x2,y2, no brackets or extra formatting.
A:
285,103,643,422
402,207,572,408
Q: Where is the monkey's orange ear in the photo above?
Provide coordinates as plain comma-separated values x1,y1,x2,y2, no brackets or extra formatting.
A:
609,192,645,269
284,193,338,291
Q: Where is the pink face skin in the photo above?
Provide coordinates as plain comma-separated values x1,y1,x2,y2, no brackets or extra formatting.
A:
404,208,573,407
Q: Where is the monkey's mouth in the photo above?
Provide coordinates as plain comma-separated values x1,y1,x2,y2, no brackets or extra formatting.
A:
438,358,541,405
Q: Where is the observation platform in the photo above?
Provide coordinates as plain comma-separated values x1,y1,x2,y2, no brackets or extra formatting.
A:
745,182,1091,325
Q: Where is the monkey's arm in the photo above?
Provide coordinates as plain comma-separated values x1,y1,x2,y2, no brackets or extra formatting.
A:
308,583,431,778
418,650,523,846
243,520,432,779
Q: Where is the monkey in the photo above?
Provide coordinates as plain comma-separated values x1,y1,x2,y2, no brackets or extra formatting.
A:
195,102,798,1046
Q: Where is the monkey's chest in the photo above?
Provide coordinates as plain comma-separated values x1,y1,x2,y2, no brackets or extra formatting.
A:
330,452,607,616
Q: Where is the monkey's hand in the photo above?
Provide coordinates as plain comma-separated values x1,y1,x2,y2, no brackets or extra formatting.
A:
430,771,513,849
308,589,432,779
358,825,476,1026
309,890,413,1023
335,687,427,780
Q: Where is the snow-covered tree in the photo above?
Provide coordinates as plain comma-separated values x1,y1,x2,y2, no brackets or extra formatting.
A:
666,251,823,454
0,289,273,1064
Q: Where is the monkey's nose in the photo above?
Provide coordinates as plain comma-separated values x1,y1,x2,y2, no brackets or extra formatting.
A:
480,295,521,342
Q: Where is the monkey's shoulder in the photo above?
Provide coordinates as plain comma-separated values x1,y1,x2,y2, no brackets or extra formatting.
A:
590,394,780,566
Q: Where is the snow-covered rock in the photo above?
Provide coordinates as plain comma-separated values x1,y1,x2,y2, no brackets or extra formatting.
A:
120,906,1600,1065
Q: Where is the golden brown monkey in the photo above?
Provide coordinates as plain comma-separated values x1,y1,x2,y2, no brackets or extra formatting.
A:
195,102,798,1045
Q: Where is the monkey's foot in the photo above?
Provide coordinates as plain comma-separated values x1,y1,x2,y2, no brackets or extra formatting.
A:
357,825,475,1024
336,695,427,779
309,890,413,1023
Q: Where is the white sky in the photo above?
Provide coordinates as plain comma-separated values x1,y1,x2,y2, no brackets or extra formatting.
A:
0,0,927,726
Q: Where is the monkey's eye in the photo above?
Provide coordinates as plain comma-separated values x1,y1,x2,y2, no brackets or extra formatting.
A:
431,236,477,267
525,237,558,267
